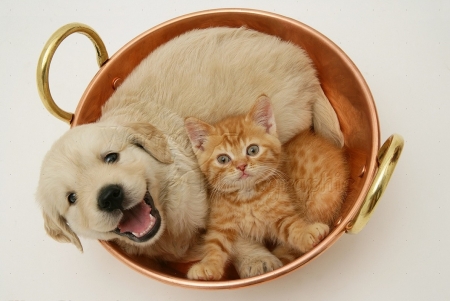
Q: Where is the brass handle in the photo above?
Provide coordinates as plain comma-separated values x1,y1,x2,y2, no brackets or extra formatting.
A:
347,134,404,234
36,23,109,124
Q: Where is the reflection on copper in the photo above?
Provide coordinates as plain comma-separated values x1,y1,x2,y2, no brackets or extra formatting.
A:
111,77,123,90
72,9,380,289
359,165,367,178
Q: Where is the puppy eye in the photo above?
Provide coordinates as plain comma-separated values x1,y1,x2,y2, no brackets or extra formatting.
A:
104,153,119,164
247,145,259,156
217,154,231,164
68,193,77,205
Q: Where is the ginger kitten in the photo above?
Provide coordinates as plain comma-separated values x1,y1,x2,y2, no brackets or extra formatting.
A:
184,96,348,280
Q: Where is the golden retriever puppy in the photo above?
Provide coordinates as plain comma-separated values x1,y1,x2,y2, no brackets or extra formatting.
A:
36,27,343,275
38,122,206,260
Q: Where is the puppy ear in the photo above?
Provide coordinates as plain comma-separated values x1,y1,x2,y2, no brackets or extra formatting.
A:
126,123,174,164
43,211,83,252
184,117,214,152
247,95,277,136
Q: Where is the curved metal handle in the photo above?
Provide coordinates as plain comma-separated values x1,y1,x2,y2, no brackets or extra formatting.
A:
36,23,109,124
347,134,404,234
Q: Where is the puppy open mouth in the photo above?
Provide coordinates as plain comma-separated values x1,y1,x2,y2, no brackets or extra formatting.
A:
113,191,161,242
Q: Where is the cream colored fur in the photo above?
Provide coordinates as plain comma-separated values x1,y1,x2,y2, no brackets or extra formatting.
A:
36,27,343,264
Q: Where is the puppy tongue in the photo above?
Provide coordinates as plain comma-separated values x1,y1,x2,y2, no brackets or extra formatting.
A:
118,201,151,234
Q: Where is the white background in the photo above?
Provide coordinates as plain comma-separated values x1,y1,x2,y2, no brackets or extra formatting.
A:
1,1,449,300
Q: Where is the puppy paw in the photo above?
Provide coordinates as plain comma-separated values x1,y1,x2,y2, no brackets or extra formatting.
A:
298,223,329,253
236,254,283,279
187,262,224,281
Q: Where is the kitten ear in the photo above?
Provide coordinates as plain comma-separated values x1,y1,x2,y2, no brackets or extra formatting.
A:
248,95,277,135
184,117,214,151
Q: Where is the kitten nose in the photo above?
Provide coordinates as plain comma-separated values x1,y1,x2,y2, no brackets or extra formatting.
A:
236,164,247,171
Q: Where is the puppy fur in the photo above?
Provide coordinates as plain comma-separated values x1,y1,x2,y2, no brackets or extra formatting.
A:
36,27,344,263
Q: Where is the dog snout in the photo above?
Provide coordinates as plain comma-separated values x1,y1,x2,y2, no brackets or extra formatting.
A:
98,184,124,212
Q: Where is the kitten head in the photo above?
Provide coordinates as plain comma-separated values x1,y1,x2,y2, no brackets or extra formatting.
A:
185,95,281,192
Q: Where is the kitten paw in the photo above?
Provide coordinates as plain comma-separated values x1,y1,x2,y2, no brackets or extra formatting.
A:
299,223,330,253
187,262,224,281
272,244,300,265
236,254,283,279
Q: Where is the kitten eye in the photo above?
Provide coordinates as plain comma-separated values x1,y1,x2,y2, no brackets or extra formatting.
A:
217,154,231,164
247,145,259,156
104,153,119,164
67,193,77,205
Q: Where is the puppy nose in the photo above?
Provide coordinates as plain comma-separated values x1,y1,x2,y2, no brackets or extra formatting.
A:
98,184,124,212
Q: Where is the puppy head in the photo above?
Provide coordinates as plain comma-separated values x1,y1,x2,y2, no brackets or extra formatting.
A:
36,122,173,252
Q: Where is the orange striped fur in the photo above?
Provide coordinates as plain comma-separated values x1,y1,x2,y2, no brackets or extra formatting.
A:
185,95,348,280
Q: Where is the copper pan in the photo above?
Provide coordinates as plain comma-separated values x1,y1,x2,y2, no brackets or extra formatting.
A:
36,8,404,289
